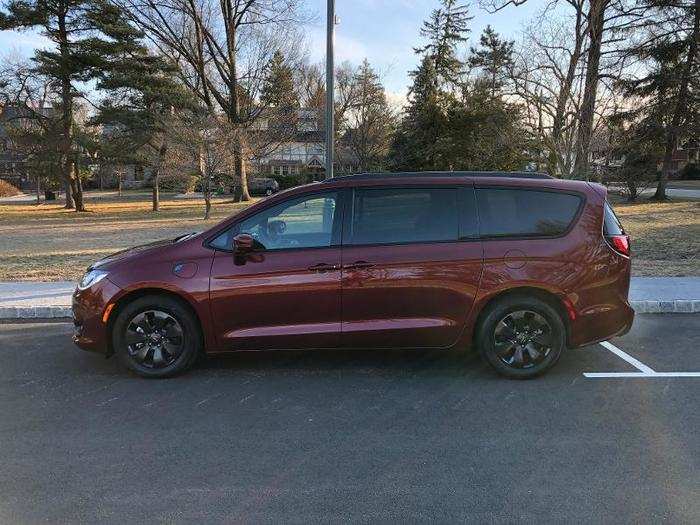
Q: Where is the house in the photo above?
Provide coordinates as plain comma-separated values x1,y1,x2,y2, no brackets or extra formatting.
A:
0,105,55,190
665,140,699,174
251,109,359,179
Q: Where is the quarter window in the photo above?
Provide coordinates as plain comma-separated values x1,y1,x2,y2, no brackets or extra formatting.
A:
603,201,624,235
347,188,459,245
476,188,581,237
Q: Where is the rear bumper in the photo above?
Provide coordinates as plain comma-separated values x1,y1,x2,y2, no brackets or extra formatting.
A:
569,301,635,348
72,278,122,354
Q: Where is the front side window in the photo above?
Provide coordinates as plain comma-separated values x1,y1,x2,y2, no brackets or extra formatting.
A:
210,192,338,251
346,188,459,246
476,188,582,238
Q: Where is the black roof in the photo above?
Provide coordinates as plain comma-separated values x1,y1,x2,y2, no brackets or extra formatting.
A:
324,171,552,182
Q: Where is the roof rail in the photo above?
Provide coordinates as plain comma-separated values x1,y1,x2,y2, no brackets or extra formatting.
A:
324,171,552,182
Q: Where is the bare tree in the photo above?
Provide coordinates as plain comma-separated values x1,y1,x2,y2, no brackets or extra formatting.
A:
168,109,239,219
117,0,306,200
509,13,587,177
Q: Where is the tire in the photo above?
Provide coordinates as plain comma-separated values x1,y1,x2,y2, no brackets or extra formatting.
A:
112,295,202,378
476,295,565,379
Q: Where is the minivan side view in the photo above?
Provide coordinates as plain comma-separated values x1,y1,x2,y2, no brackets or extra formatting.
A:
72,172,634,378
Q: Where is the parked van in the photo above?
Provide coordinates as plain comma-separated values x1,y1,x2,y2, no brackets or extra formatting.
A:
72,172,634,378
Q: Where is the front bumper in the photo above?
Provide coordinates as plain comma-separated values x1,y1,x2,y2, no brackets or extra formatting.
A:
72,278,122,354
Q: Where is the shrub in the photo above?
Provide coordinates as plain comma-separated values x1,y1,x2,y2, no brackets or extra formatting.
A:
269,173,309,190
679,163,700,180
159,173,199,193
0,179,20,197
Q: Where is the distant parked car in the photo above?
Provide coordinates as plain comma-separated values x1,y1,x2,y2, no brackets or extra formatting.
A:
231,177,279,197
72,171,634,379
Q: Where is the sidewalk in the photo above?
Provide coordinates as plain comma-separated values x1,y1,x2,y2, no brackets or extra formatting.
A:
1,277,698,319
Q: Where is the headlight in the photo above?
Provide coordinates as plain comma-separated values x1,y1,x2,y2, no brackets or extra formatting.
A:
77,269,109,291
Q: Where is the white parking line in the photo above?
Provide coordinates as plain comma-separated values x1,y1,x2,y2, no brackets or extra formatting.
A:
584,341,700,379
598,341,656,374
584,372,700,378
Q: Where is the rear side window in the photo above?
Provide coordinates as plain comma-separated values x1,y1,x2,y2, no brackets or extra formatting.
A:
476,188,582,238
603,201,625,235
347,188,459,245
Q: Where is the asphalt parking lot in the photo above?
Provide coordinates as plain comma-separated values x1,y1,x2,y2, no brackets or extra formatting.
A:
1,315,698,523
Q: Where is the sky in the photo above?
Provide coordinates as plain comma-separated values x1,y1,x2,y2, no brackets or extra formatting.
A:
305,0,543,103
0,0,545,105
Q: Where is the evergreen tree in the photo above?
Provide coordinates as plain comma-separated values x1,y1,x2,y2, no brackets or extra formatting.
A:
261,51,299,110
93,51,194,211
346,59,395,171
1,0,144,211
391,56,449,170
468,25,514,97
623,0,699,199
446,81,532,171
414,0,472,87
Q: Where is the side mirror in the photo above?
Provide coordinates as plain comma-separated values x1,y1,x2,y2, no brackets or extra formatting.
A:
233,233,254,254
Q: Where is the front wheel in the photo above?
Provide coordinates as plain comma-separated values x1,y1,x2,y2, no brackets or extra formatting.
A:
476,296,565,379
112,296,202,378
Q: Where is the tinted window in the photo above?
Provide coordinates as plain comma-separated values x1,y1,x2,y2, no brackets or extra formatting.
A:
476,188,581,237
603,201,624,235
210,192,337,250
347,188,459,245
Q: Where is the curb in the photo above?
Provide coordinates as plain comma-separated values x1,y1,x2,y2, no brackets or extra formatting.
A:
629,300,700,314
1,301,699,320
0,306,72,319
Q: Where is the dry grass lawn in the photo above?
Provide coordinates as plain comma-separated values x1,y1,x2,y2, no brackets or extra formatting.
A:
609,196,699,276
0,194,254,281
0,192,697,281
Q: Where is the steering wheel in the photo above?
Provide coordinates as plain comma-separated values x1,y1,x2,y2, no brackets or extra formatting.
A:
267,220,287,240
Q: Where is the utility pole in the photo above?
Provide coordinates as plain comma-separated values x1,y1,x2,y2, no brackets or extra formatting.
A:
325,0,335,179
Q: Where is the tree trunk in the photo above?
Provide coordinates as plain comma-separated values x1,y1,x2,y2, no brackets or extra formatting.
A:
198,143,211,219
57,8,84,211
236,139,252,201
152,140,167,212
573,0,606,180
552,8,584,177
64,178,74,208
224,21,252,202
152,172,160,212
204,191,212,220
654,0,699,201
70,166,85,212
36,175,41,205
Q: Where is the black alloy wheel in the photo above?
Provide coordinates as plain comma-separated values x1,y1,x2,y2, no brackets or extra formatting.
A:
477,295,565,379
112,295,201,378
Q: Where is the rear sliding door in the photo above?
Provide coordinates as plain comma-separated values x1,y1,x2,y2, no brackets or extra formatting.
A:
340,185,483,349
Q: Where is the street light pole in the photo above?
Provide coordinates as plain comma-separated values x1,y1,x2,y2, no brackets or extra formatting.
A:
325,0,335,180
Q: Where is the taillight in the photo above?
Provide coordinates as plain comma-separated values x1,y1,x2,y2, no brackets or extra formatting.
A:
607,234,630,257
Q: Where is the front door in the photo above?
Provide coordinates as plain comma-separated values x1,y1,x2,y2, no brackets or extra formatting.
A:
340,185,483,349
209,191,343,351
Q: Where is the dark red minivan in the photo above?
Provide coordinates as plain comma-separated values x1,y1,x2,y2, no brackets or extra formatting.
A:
72,172,634,378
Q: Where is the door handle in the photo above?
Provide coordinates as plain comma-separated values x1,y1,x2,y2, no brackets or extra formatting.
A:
308,263,340,273
343,261,375,270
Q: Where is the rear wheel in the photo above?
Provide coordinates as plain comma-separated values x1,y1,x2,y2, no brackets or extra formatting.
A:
112,296,201,378
476,295,565,379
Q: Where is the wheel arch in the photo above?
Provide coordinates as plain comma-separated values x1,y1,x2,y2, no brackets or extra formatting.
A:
472,286,573,347
105,287,205,357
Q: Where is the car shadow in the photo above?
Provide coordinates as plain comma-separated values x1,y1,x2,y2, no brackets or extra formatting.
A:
193,346,488,379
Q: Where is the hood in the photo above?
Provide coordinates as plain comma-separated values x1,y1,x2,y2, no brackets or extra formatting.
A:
91,232,200,271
